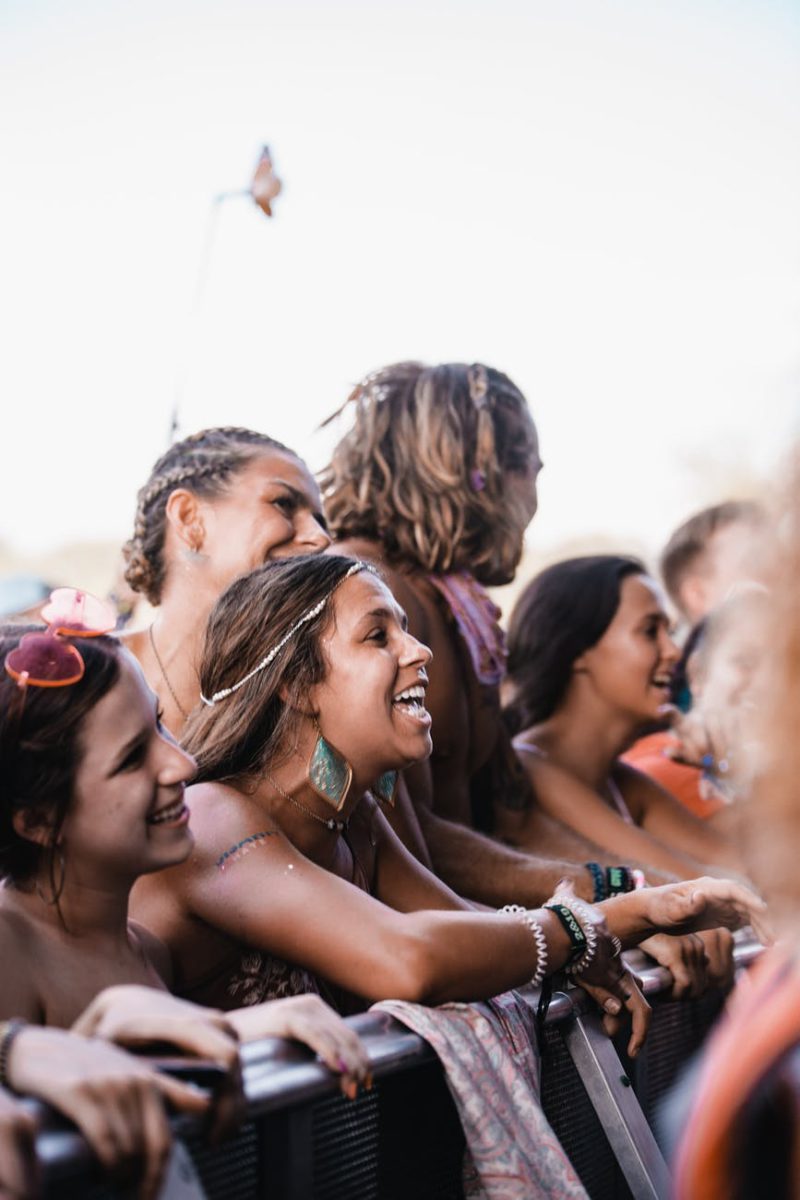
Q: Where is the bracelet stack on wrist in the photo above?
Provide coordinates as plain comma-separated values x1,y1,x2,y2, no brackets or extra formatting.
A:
544,902,588,969
605,866,635,896
561,899,599,975
0,1019,27,1090
500,904,549,988
585,861,606,902
585,862,638,901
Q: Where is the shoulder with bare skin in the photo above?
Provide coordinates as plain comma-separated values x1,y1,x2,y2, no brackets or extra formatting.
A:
0,893,48,1020
127,920,174,989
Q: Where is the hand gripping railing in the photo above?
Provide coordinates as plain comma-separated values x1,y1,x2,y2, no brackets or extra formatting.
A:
30,933,763,1198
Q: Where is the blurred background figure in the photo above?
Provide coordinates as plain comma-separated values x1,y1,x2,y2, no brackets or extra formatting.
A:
0,575,54,623
659,501,764,632
670,457,800,1198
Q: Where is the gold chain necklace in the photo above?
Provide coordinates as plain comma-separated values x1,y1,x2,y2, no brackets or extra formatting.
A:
148,625,190,721
265,773,349,833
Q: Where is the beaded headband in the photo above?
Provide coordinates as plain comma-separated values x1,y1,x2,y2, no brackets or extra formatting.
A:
200,561,375,706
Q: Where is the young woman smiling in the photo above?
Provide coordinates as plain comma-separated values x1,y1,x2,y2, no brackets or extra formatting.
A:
0,609,369,1079
122,426,429,863
130,554,766,1040
122,427,332,737
504,556,743,881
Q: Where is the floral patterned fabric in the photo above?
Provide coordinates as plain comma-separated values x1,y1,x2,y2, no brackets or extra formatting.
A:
427,571,507,687
373,991,587,1200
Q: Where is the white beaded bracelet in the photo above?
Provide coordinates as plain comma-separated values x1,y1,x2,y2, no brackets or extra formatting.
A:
559,898,599,976
500,904,549,988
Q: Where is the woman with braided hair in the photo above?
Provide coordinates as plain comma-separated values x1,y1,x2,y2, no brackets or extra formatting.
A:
122,426,331,736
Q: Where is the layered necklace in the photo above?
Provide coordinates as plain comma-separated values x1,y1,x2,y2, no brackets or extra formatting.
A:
148,625,190,721
265,773,349,833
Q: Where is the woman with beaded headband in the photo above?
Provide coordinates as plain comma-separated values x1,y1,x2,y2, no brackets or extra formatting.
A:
320,362,686,913
130,552,766,1039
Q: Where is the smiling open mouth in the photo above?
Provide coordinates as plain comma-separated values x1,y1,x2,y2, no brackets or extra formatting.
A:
392,685,428,718
147,797,189,826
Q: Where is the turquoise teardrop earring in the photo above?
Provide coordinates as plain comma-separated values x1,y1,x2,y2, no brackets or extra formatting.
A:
307,723,353,812
372,771,398,807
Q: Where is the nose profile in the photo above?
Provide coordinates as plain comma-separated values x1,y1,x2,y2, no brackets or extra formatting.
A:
403,631,433,667
298,512,332,551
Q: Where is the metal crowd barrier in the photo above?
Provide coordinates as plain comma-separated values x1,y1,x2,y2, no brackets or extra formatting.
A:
33,936,762,1200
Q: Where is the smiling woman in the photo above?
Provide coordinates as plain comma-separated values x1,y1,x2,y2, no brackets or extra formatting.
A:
504,556,741,882
127,552,766,1037
122,426,331,736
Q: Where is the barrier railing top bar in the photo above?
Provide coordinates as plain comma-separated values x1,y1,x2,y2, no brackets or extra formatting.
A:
33,934,764,1179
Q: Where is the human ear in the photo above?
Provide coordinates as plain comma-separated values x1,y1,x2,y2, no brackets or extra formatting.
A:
679,576,709,625
164,489,206,554
278,681,317,719
572,651,590,675
11,808,57,849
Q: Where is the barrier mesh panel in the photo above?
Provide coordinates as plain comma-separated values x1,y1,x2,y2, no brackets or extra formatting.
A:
540,1025,632,1200
628,990,724,1128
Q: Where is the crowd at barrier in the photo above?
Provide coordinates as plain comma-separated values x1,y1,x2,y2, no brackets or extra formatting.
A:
0,362,797,1200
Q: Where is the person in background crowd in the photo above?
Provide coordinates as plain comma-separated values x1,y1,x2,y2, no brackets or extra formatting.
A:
659,500,763,630
132,553,766,1024
320,361,646,908
672,462,800,1198
504,556,749,988
623,585,767,825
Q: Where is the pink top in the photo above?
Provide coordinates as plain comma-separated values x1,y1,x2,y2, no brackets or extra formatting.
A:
427,571,507,686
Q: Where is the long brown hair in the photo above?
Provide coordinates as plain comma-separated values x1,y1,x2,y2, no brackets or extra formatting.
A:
183,555,365,784
320,362,538,585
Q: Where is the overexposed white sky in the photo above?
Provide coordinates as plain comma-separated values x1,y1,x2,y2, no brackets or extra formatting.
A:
2,0,799,562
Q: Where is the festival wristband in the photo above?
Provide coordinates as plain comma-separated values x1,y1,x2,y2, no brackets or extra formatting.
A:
605,866,635,896
585,861,606,902
544,903,587,966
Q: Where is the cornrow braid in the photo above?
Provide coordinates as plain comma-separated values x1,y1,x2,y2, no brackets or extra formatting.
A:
123,427,291,606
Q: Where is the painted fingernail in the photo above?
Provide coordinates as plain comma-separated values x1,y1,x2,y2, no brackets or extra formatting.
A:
364,1072,374,1091
337,1057,349,1073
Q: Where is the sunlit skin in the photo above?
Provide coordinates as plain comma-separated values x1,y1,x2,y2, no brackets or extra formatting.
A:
0,648,372,1103
125,449,331,736
129,568,771,1037
0,655,196,1026
512,575,744,882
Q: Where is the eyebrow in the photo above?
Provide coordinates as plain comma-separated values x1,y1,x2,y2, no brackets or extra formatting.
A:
361,605,408,628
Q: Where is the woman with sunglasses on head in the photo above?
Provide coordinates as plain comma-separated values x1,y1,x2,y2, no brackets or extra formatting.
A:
130,554,768,1039
0,595,372,1196
122,425,430,864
